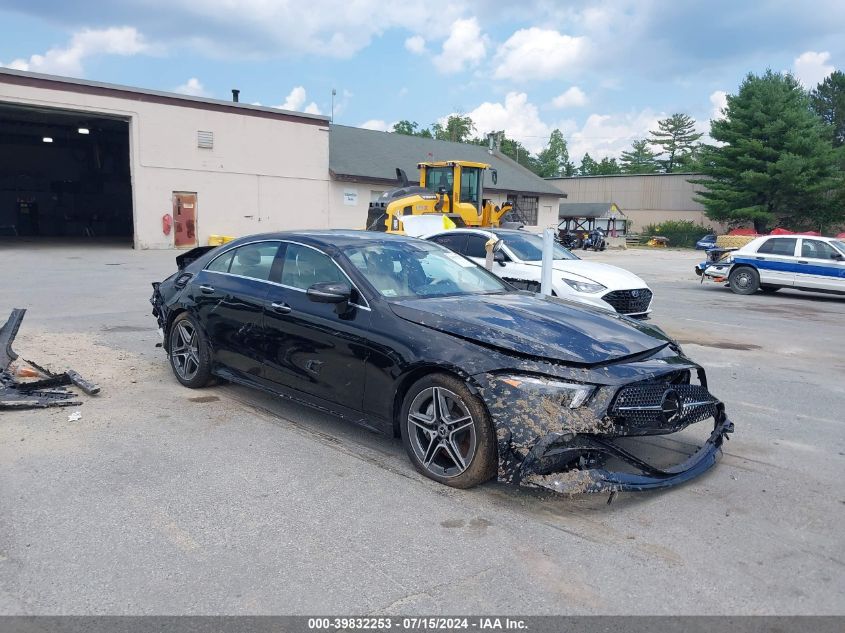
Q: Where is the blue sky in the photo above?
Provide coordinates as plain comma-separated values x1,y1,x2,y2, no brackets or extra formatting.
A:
1,1,842,161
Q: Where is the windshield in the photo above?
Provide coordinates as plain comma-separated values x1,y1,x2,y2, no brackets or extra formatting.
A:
832,240,845,255
494,231,579,261
344,241,508,300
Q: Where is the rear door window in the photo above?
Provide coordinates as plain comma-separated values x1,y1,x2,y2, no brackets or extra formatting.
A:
226,242,282,281
430,233,468,254
757,238,796,256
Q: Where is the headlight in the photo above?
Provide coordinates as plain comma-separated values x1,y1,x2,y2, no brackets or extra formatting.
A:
563,278,606,294
499,375,595,409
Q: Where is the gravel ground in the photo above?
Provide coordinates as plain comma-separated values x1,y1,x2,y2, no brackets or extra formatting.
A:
0,240,843,615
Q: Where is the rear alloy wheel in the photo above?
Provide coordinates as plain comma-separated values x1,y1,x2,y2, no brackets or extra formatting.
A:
168,313,213,388
400,373,496,489
728,266,760,295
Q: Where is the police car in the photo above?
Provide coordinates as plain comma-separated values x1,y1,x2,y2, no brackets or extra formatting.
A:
697,234,845,295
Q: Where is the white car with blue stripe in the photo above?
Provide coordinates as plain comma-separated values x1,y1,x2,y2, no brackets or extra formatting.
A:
697,235,845,295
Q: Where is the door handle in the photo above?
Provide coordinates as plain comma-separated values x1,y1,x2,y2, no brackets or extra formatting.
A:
798,260,809,264
271,302,292,314
755,256,765,260
199,285,215,294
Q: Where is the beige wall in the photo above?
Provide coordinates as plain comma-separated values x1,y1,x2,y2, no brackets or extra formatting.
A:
0,80,331,248
328,179,560,230
549,174,718,232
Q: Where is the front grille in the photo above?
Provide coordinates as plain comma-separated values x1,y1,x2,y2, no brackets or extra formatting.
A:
602,288,652,314
610,383,718,430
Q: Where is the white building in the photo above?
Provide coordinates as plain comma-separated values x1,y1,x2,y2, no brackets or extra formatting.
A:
0,68,331,249
1,68,564,250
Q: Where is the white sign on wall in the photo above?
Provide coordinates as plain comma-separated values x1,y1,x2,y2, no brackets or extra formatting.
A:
343,189,358,206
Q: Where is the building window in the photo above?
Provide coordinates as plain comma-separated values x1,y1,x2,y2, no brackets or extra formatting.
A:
507,195,539,225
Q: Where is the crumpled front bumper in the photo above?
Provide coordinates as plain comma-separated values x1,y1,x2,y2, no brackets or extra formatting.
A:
521,413,734,494
473,370,735,495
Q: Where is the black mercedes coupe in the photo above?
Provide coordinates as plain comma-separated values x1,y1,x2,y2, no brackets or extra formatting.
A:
151,230,733,494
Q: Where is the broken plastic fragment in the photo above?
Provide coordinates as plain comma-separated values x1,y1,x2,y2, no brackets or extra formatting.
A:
68,411,82,422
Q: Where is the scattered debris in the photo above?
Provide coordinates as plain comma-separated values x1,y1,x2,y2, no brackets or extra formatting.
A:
0,309,101,410
67,411,82,422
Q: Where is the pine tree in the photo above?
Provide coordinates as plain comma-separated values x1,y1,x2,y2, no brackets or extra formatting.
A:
692,71,841,232
578,153,598,175
536,129,576,177
649,113,703,172
810,70,845,147
620,140,659,173
595,157,622,175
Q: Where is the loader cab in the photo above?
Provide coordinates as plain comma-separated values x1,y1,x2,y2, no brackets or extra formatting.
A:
419,161,488,217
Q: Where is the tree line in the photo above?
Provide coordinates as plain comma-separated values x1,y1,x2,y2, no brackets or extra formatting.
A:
390,113,704,178
390,69,845,232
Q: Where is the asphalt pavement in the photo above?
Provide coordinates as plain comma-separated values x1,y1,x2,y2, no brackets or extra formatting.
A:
0,240,843,615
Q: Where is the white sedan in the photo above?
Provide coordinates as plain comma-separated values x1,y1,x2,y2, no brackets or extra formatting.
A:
424,228,654,317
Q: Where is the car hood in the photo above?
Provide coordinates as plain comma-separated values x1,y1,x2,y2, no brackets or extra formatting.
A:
522,260,648,289
390,293,670,366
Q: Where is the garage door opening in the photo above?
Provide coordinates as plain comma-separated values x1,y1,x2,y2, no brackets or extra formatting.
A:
0,103,133,244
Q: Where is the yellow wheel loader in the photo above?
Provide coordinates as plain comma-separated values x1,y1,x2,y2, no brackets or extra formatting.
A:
365,161,521,234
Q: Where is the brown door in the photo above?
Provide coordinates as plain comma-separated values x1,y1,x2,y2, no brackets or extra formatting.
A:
173,192,197,248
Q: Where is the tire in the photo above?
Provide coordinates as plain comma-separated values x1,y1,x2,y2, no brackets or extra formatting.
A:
761,286,780,293
399,373,496,489
168,312,213,388
728,266,760,295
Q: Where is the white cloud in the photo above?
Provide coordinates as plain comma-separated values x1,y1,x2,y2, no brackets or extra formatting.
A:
493,27,588,81
174,77,210,97
551,86,588,108
433,18,487,74
792,51,835,88
1,26,153,77
277,86,322,114
567,109,663,162
466,92,551,154
405,35,427,55
360,119,392,132
709,90,728,120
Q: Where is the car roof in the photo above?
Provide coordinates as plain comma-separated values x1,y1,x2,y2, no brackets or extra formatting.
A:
426,228,537,238
224,229,422,249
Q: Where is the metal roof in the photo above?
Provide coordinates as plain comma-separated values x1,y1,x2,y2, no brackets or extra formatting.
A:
0,67,329,125
329,124,564,196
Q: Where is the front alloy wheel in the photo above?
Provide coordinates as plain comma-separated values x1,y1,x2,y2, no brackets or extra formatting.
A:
400,373,496,488
408,386,477,478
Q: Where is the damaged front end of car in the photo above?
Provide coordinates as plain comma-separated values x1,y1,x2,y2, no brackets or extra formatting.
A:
473,357,734,495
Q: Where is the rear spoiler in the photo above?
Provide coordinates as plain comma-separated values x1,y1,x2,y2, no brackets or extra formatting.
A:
176,245,218,270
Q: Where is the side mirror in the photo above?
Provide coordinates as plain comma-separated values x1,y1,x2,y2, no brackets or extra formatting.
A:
494,249,506,266
833,253,844,261
306,282,352,305
491,169,498,185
